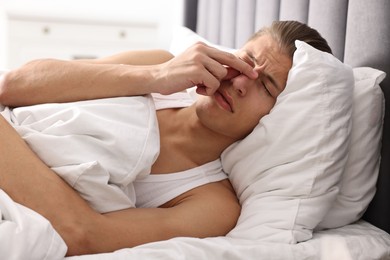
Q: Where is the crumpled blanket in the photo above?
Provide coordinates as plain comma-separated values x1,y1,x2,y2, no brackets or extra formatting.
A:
1,96,160,213
0,189,67,260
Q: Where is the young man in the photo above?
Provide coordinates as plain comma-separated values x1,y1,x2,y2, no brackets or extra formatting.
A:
0,21,331,256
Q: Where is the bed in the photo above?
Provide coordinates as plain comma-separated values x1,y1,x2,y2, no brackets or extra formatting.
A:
1,0,390,259
70,0,390,259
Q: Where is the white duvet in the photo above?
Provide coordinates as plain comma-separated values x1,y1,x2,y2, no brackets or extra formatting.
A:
1,96,160,213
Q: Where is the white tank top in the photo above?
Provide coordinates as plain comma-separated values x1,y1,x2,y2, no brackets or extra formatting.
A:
134,159,227,208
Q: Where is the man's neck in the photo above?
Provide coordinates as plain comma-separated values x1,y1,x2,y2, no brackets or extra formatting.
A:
152,106,235,174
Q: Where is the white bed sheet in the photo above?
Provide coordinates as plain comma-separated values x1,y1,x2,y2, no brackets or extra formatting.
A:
66,220,390,260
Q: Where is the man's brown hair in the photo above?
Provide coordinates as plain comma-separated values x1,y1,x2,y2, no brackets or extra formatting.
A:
250,20,332,57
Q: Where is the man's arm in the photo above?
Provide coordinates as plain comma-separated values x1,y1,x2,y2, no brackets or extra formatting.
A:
0,51,172,106
0,116,240,256
86,180,240,254
0,43,257,107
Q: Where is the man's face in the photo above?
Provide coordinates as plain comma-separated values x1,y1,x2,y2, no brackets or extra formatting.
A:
195,34,292,140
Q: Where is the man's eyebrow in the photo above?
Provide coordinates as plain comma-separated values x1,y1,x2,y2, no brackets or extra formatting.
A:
246,50,282,92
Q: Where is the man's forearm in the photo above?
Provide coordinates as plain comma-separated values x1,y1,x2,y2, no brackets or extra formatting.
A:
0,59,163,107
0,49,175,107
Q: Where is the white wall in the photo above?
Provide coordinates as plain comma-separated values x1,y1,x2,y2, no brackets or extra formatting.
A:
0,0,185,68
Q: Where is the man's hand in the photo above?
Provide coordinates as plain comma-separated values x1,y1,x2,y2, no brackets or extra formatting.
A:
155,42,258,96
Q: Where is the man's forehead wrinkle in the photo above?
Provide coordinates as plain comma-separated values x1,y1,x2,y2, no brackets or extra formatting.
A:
245,48,284,90
245,43,283,69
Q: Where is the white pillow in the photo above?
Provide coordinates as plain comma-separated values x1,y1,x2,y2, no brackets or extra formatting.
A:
169,27,385,241
317,67,386,229
221,41,354,243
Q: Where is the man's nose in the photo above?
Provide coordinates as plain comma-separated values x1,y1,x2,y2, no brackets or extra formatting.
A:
230,74,251,96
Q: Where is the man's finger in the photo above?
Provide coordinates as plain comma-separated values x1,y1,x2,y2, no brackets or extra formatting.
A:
223,67,241,80
209,49,258,79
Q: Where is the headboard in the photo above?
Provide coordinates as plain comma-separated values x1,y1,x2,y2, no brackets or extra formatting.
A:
183,0,390,234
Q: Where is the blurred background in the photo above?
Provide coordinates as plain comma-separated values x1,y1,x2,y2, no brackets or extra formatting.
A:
0,0,186,69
